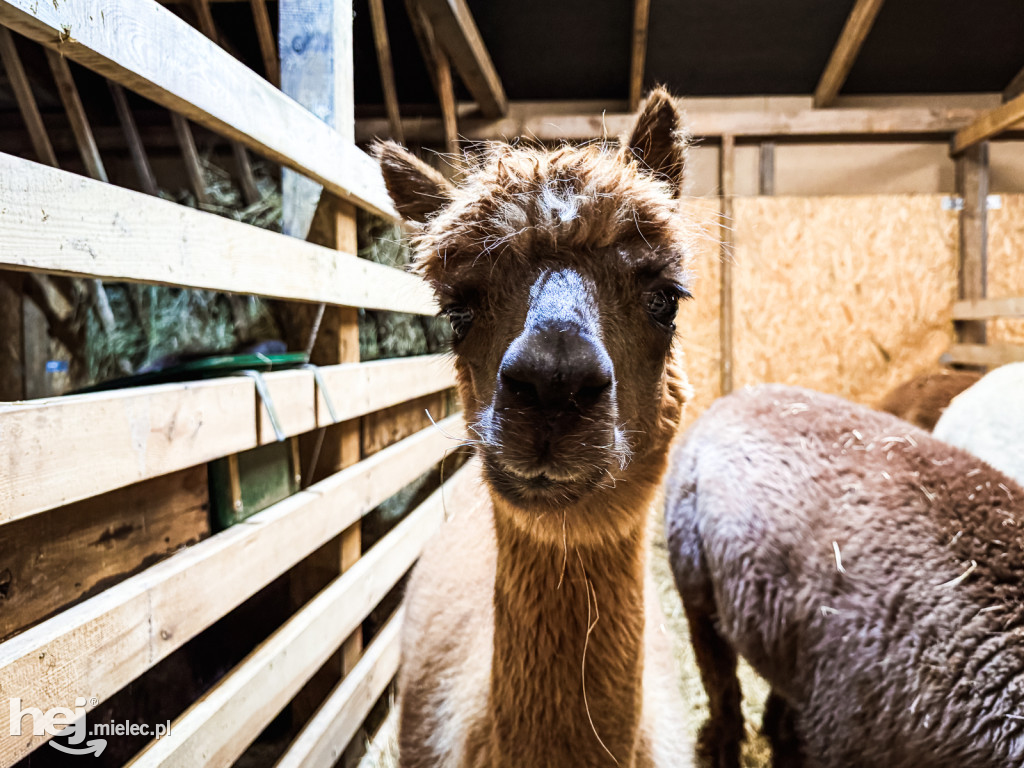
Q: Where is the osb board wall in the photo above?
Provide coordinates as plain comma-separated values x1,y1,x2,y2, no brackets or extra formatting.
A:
988,194,1024,346
675,194,965,429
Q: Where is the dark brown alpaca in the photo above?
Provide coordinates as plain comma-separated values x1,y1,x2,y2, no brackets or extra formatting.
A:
375,89,696,767
666,384,1024,768
877,368,981,431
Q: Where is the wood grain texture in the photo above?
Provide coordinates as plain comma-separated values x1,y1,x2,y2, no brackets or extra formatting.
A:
0,356,456,522
953,296,1024,320
405,0,457,156
628,0,650,113
356,106,980,143
956,143,989,346
952,92,1024,154
249,0,279,86
415,0,507,117
0,153,434,313
0,0,397,219
0,416,464,765
813,0,886,108
0,466,210,641
366,0,403,142
45,47,107,181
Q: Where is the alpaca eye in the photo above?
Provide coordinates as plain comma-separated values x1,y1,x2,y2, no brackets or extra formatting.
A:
643,289,679,328
444,305,475,341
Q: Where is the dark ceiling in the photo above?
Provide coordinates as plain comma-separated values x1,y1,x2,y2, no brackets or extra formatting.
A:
350,0,1024,108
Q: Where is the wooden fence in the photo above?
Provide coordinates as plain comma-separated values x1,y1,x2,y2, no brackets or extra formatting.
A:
0,0,465,765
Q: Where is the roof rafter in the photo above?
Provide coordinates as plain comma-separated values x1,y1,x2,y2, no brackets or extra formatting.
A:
813,0,886,108
628,0,651,112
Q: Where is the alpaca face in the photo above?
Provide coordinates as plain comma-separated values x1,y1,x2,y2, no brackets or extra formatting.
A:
377,90,693,531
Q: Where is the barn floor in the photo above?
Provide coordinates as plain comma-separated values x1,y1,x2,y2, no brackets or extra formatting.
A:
363,508,774,767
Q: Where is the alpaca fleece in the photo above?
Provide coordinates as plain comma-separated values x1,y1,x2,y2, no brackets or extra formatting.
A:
666,384,1024,768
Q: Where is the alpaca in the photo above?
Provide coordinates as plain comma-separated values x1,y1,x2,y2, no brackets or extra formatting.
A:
934,362,1024,485
876,368,981,431
665,384,1024,768
375,89,696,768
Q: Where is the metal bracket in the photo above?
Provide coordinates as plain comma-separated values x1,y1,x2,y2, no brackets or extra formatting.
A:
238,369,286,442
302,363,339,424
941,194,1002,212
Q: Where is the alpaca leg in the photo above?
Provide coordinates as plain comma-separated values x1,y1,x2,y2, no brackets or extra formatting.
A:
762,690,803,768
683,600,743,768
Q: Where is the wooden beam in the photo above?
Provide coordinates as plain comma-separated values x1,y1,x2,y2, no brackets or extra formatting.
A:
415,0,507,118
0,273,26,401
109,82,159,196
0,423,465,765
953,296,1024,321
367,0,404,142
406,0,458,157
719,135,735,396
951,92,1024,154
758,141,775,195
955,143,988,347
44,48,108,181
1003,64,1024,102
171,112,210,204
0,152,435,313
813,0,886,108
0,355,456,522
0,0,398,219
628,0,651,113
356,105,981,143
274,612,402,768
250,0,279,87
0,27,57,166
945,343,1024,368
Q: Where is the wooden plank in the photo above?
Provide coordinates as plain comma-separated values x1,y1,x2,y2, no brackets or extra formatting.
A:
719,135,735,395
109,82,159,196
945,343,1024,368
250,0,279,87
0,0,398,219
367,0,404,142
813,0,886,108
357,707,397,768
0,273,25,401
170,112,210,205
128,464,475,767
258,369,317,446
0,418,465,765
628,0,651,113
1004,64,1024,103
273,611,402,768
758,141,775,195
953,296,1024,321
0,465,210,642
0,355,455,522
955,143,988,346
952,92,1024,155
361,391,450,457
0,152,435,313
44,48,107,181
0,27,56,166
355,105,981,143
406,0,458,157
415,0,507,118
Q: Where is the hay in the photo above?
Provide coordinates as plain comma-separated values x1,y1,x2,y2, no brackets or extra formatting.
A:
987,194,1024,346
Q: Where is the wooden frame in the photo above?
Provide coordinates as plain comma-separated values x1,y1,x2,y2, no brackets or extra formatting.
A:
951,92,1024,155
813,0,886,108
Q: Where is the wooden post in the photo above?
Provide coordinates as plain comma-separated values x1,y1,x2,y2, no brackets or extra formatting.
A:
407,0,459,158
0,273,26,402
758,141,775,196
45,49,107,182
955,142,988,349
109,82,159,196
719,134,736,395
171,112,210,205
0,26,57,167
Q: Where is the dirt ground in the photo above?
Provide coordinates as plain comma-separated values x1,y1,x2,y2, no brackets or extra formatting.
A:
362,506,773,768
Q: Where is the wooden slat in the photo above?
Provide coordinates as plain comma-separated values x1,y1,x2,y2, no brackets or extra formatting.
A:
415,0,507,118
0,418,465,766
953,296,1024,321
109,82,159,196
406,0,458,157
628,0,651,113
0,152,435,313
945,343,1024,367
273,611,401,768
171,112,210,204
0,0,398,219
355,106,981,143
952,92,1024,155
249,0,279,87
719,135,735,396
813,0,886,108
127,463,451,767
44,48,107,181
0,355,456,522
0,27,56,166
367,0,403,142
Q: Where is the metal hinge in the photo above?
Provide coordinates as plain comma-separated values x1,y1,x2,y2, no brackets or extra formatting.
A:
941,195,1002,211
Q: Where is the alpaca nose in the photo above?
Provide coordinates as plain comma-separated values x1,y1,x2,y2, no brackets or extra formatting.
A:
498,327,613,412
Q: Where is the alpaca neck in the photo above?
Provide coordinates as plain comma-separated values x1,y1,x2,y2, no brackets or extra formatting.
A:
487,498,649,767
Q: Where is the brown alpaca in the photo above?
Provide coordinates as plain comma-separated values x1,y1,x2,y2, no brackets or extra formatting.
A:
877,368,981,431
375,90,696,768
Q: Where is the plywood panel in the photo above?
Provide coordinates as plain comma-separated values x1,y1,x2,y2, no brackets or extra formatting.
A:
987,194,1024,346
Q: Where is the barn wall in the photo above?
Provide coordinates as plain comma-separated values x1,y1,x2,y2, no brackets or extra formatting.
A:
989,196,1024,346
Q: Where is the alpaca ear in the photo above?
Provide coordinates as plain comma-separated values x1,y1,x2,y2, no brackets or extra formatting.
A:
624,88,688,196
373,141,454,223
